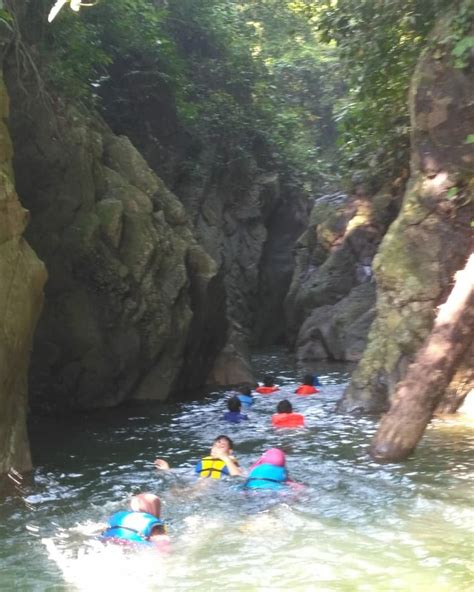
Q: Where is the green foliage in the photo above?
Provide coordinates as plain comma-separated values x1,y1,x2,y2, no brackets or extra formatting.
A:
23,0,344,192
0,8,12,23
26,0,463,195
41,0,178,102
316,0,453,184
446,187,459,200
165,0,342,190
45,14,111,101
449,0,474,68
452,35,474,58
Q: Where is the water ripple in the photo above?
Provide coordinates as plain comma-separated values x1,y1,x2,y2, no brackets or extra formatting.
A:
1,353,472,590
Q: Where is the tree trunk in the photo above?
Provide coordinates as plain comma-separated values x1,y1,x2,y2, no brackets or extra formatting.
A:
370,254,474,462
434,345,474,414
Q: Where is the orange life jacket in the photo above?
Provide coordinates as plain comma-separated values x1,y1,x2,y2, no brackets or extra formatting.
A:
272,413,305,428
255,386,279,394
295,385,318,395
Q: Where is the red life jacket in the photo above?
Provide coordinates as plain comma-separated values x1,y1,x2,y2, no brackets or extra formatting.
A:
295,385,318,395
256,385,279,394
272,413,305,428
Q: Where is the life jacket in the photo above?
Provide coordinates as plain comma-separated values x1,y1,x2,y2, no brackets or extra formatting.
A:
197,456,229,479
244,463,288,490
101,511,166,546
272,413,305,428
295,385,318,395
255,386,279,394
237,394,254,407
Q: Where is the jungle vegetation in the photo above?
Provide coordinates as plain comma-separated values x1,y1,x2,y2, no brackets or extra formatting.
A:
5,0,469,193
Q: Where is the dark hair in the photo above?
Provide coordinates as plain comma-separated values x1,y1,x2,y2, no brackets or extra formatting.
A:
227,396,242,412
213,435,234,448
277,399,292,414
239,385,252,396
303,374,314,386
150,524,166,536
263,375,275,387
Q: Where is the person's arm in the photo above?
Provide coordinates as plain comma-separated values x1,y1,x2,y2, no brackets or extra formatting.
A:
287,478,305,490
154,459,171,470
213,451,243,476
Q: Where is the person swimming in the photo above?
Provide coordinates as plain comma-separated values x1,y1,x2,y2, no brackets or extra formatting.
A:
295,374,319,395
155,435,243,478
255,375,280,395
243,448,297,491
272,400,305,428
237,385,254,408
100,493,169,551
223,396,249,423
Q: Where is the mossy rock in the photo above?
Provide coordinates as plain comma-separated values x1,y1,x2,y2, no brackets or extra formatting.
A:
103,135,159,196
96,198,123,248
66,210,101,254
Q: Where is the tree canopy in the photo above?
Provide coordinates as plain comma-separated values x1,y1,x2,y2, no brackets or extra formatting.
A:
7,0,467,193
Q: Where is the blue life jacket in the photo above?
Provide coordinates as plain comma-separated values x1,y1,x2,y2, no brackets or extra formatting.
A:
313,375,321,387
101,511,165,546
237,394,254,407
244,463,288,490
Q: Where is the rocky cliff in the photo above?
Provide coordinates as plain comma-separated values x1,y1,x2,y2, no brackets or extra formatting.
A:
99,68,308,385
0,0,308,420
340,12,474,413
4,65,226,410
0,72,46,473
285,184,404,373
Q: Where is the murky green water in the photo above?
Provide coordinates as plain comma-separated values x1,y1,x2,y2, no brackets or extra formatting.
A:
1,352,473,591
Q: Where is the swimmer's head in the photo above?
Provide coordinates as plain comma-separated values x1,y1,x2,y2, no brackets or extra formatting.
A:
302,374,314,386
239,385,252,396
211,435,234,455
149,524,171,548
130,492,161,518
150,523,167,537
277,399,292,414
263,375,274,387
227,396,242,412
251,448,286,469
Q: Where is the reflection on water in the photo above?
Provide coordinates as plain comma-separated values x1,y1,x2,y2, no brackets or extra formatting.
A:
0,352,473,591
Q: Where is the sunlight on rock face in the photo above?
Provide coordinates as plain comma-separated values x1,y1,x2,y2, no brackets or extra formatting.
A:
458,389,474,418
422,171,449,193
345,200,372,234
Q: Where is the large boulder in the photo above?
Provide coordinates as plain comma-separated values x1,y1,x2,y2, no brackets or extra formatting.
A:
340,12,474,413
206,322,256,387
296,282,377,372
285,187,402,370
5,68,226,410
178,156,307,374
98,60,308,382
0,75,46,473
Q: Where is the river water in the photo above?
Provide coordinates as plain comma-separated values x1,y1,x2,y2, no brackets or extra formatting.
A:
1,352,473,591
